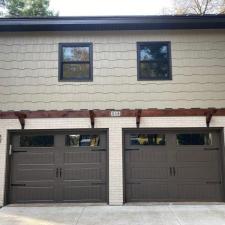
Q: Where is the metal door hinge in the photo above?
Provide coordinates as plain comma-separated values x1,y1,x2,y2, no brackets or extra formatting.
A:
11,183,26,187
13,150,27,153
125,148,140,151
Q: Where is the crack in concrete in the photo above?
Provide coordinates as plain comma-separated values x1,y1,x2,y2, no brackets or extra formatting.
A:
74,206,86,225
168,204,183,225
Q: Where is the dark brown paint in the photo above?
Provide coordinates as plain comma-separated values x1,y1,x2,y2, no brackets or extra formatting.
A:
123,128,225,202
7,129,109,204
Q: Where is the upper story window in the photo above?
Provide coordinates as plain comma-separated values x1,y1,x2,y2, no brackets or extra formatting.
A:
59,43,93,81
137,42,172,80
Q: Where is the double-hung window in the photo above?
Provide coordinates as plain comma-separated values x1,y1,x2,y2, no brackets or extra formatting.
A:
59,43,93,81
137,42,172,80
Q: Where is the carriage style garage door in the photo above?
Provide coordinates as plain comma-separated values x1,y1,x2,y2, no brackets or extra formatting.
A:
9,130,107,203
124,129,224,202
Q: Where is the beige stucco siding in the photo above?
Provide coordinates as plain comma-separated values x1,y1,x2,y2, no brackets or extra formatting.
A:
0,29,225,110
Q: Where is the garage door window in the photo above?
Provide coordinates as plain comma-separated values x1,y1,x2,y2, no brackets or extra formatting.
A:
66,134,100,147
130,134,166,145
20,135,54,147
176,133,212,145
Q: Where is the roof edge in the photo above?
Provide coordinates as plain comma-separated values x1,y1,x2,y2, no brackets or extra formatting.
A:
0,15,225,31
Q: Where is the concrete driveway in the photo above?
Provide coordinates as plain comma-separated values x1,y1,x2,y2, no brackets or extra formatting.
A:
0,203,225,225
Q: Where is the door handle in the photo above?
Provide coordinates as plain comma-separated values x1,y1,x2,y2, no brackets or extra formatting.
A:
173,167,176,176
59,168,62,178
56,168,59,178
169,167,173,176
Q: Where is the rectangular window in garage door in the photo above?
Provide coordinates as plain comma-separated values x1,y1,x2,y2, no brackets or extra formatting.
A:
130,134,166,146
65,134,100,147
176,133,212,145
20,135,54,147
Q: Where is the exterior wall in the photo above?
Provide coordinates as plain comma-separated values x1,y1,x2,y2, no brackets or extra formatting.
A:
0,29,225,110
0,116,225,206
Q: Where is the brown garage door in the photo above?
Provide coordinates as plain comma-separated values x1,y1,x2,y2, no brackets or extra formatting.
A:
124,129,224,202
9,130,107,203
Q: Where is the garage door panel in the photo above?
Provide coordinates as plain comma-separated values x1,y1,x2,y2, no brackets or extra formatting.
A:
63,185,106,202
13,152,55,165
127,182,170,201
64,162,106,169
176,166,221,180
64,151,104,163
11,186,55,203
64,167,105,180
11,147,55,180
176,151,218,162
126,150,168,163
60,132,107,202
126,162,168,167
127,166,169,179
176,183,222,201
14,168,55,181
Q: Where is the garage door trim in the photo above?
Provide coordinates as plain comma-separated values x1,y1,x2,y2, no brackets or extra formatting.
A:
5,128,109,205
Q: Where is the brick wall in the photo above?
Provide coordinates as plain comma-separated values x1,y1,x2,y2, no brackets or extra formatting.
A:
0,116,224,206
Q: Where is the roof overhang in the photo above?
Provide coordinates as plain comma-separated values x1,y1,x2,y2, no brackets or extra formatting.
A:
0,15,225,32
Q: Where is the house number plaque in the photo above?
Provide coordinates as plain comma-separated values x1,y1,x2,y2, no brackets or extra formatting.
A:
110,111,121,117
